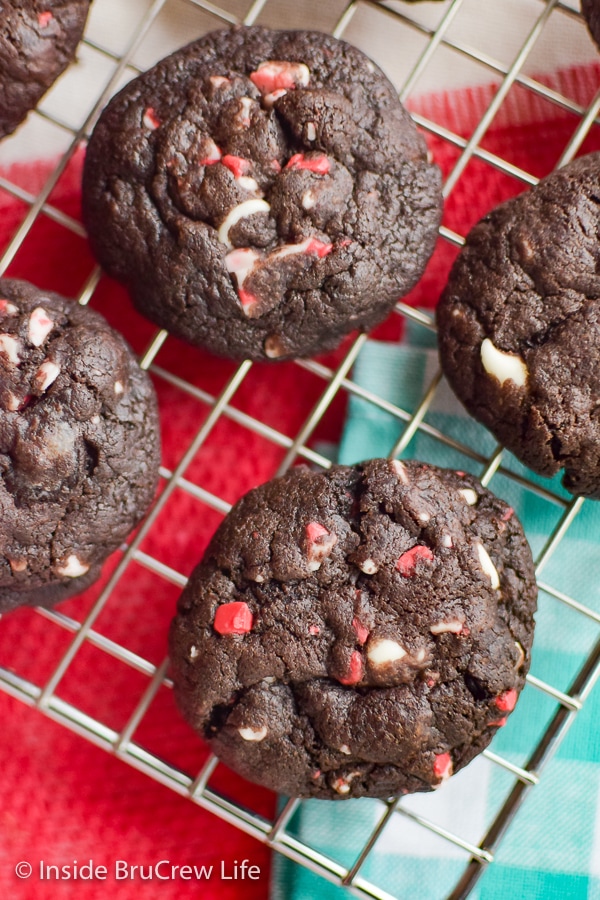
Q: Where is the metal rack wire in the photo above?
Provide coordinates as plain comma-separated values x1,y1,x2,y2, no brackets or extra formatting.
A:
1,1,600,898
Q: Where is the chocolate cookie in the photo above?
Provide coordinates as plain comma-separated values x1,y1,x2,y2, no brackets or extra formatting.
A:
583,0,600,49
169,459,536,799
437,153,600,499
0,1,91,140
82,26,442,362
0,279,161,613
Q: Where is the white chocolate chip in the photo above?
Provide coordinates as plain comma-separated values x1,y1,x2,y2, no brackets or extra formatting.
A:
391,459,409,484
359,558,378,575
514,641,525,670
418,511,431,523
263,676,276,684
55,554,90,578
114,381,124,395
217,199,270,247
209,75,230,88
238,725,267,742
480,338,528,388
236,175,260,193
459,488,478,506
91,414,100,424
430,619,464,635
339,744,351,755
263,88,287,106
367,638,406,666
333,779,351,795
237,97,254,127
28,307,54,347
476,542,500,589
264,334,285,359
0,333,21,364
306,121,316,141
302,190,316,210
35,360,60,392
5,392,20,411
9,558,27,573
441,533,453,548
189,645,199,659
415,648,427,663
0,300,18,316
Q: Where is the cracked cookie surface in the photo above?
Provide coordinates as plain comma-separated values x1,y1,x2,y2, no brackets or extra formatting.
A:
437,153,600,498
169,459,536,799
0,279,161,613
0,0,91,140
82,26,442,362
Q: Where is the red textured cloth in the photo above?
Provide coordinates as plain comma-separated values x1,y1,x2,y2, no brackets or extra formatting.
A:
1,62,599,899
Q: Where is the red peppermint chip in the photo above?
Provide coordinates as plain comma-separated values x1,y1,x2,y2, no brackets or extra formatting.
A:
337,650,363,685
213,601,254,635
38,10,53,27
285,153,330,175
396,545,434,576
501,506,514,521
352,617,369,645
433,752,453,781
488,717,507,728
306,521,329,542
222,155,251,178
305,239,333,258
495,688,517,712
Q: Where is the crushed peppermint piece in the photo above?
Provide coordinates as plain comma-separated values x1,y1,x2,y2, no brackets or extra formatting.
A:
367,638,406,666
199,139,222,165
502,506,514,521
221,155,251,178
272,237,332,261
440,533,453,549
396,545,434,576
0,333,21,365
495,688,517,712
433,752,453,782
225,247,261,288
142,107,160,130
213,601,254,635
337,650,363,685
238,289,260,315
217,199,270,247
238,725,267,742
476,542,500,589
459,488,478,506
55,555,90,578
285,153,330,175
250,60,310,95
352,617,369,645
488,717,507,728
358,558,378,575
38,10,53,27
309,624,320,635
28,307,54,346
332,777,351,795
481,338,528,387
305,521,337,571
0,300,18,316
306,121,317,141
35,360,60,392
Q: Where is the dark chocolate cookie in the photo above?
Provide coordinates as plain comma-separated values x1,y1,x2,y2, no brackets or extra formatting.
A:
169,459,536,799
437,153,600,499
583,0,600,49
0,1,91,140
0,279,161,613
82,26,442,362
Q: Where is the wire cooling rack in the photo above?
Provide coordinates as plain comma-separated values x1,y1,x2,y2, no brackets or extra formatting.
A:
1,1,600,898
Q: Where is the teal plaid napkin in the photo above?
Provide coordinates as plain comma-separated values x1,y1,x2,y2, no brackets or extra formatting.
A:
272,323,600,900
